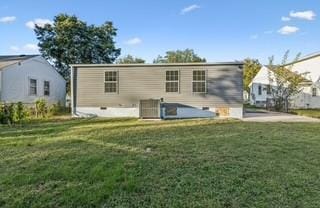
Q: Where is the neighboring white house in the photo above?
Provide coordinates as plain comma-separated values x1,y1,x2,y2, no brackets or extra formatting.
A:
249,52,320,108
249,66,274,107
0,55,66,105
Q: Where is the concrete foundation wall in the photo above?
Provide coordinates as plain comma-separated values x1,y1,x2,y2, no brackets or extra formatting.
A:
75,106,243,119
75,107,139,117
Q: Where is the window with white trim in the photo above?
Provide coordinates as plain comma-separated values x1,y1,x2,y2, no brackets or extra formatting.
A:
166,70,179,93
312,87,317,97
104,71,118,93
192,70,206,93
29,79,37,95
258,85,262,95
44,81,50,96
266,85,271,95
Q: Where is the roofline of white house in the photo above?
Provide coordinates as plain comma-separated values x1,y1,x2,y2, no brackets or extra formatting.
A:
71,62,244,68
0,55,41,71
284,52,320,66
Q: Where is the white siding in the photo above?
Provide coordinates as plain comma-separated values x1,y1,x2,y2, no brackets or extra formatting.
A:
1,56,66,105
291,85,320,108
291,56,320,83
250,83,274,106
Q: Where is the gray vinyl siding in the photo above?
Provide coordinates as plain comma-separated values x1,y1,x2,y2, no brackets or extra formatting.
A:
74,65,243,108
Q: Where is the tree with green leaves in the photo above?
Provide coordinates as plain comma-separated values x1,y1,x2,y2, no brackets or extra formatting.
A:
243,58,262,93
116,55,145,64
153,49,206,63
267,51,308,112
34,14,121,82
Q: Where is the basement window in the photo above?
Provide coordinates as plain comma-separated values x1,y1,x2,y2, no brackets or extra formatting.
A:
166,70,179,93
165,106,177,116
29,79,37,96
192,70,206,93
105,71,118,93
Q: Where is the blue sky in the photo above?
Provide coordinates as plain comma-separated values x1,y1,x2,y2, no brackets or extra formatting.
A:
0,0,319,64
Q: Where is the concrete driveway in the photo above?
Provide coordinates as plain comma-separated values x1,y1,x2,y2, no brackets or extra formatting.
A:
243,109,320,122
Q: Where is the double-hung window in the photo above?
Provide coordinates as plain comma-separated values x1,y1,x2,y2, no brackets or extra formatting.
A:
166,70,179,93
266,85,271,95
104,71,118,93
192,70,206,93
258,85,262,95
312,87,317,97
29,79,37,96
44,81,50,96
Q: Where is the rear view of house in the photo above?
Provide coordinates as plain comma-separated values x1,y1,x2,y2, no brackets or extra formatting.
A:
0,55,66,105
71,62,243,119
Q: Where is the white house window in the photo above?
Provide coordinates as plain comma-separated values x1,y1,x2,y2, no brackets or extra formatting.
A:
166,71,179,93
192,70,206,93
29,79,37,95
44,81,50,96
105,71,118,93
258,85,262,95
266,85,271,95
312,88,317,97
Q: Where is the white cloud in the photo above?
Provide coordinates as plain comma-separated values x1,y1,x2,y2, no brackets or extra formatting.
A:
289,10,316,20
250,34,258,39
278,25,299,35
281,16,291,21
0,16,16,23
124,37,142,45
9,44,39,53
26,18,53,29
180,4,200,15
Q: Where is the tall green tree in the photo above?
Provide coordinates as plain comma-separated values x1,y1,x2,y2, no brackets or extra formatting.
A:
243,58,262,93
116,55,145,64
34,14,121,81
153,49,206,63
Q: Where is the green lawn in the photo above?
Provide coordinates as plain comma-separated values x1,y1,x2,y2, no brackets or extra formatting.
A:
290,109,320,119
1,118,320,207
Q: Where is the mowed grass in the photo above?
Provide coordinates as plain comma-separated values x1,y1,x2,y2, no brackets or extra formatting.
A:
290,109,320,119
1,118,320,207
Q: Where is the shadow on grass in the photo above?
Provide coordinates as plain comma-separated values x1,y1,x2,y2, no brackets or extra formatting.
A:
0,118,238,143
0,118,136,139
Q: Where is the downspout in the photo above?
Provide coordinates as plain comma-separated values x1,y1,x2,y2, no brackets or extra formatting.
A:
70,66,76,116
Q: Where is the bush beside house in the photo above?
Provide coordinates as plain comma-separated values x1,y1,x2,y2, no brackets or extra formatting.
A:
0,99,69,125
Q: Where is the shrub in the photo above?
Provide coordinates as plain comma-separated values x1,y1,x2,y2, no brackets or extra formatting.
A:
13,102,29,124
0,104,12,125
0,102,29,125
49,101,70,116
35,99,47,118
49,102,62,116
